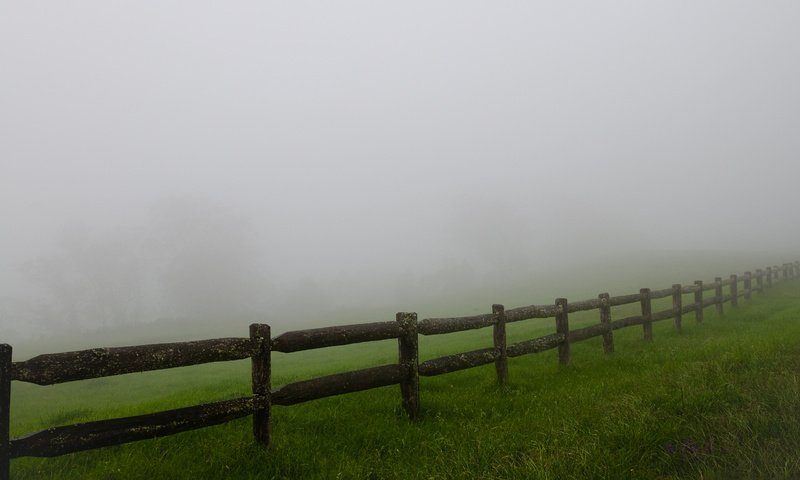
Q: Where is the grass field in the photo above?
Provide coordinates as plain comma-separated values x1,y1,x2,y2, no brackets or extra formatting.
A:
9,282,800,479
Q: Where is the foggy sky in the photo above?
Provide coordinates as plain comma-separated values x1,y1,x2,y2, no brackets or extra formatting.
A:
2,2,800,344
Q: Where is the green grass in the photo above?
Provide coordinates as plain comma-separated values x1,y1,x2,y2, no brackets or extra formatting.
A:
10,283,800,479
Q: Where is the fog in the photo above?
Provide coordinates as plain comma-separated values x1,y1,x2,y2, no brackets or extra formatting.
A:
2,2,799,349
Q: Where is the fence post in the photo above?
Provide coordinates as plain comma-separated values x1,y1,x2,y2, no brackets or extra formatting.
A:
766,267,773,288
249,324,271,446
756,269,764,293
730,274,738,308
492,304,508,386
640,288,653,341
744,272,752,300
694,280,703,323
599,293,613,353
397,312,420,420
0,344,11,480
555,298,570,366
672,284,682,333
715,277,724,315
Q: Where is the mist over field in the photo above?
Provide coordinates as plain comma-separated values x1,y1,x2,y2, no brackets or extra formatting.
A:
2,2,799,350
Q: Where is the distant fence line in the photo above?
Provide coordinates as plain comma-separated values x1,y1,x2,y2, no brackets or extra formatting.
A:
1,261,799,479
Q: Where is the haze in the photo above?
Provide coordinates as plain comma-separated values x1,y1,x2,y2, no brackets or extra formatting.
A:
2,2,799,350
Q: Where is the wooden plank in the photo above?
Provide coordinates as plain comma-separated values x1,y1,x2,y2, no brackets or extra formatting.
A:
599,293,613,353
640,288,653,341
744,272,752,300
555,298,570,366
694,280,704,323
649,288,673,300
506,333,565,358
681,303,698,315
672,284,682,333
610,315,645,330
568,323,610,343
270,321,399,353
720,277,733,286
681,284,702,293
418,348,497,376
492,304,507,386
608,293,641,306
397,313,419,420
730,274,738,308
651,308,674,322
566,298,602,313
756,269,764,293
271,364,402,406
504,303,559,322
10,396,256,458
12,338,253,386
702,296,719,308
417,314,493,336
702,282,717,292
0,345,10,480
249,324,271,445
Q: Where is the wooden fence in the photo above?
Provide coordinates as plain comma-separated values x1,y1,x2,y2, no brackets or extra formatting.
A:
1,261,798,478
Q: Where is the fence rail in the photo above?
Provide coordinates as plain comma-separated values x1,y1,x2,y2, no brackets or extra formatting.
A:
11,338,254,386
1,260,799,479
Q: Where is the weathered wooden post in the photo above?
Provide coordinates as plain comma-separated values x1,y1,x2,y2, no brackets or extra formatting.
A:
492,304,508,386
397,312,420,420
599,293,613,353
640,288,653,341
694,280,703,323
555,298,570,366
0,344,11,480
730,274,738,308
715,277,724,316
766,267,773,288
249,324,271,445
744,272,752,300
672,284,682,333
756,269,764,294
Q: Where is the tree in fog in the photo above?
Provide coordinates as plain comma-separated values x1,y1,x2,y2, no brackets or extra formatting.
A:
20,223,147,329
148,196,270,322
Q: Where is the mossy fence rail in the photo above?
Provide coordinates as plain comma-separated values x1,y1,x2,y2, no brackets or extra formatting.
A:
1,261,799,478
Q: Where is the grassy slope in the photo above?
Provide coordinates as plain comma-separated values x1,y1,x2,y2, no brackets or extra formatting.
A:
10,283,800,479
